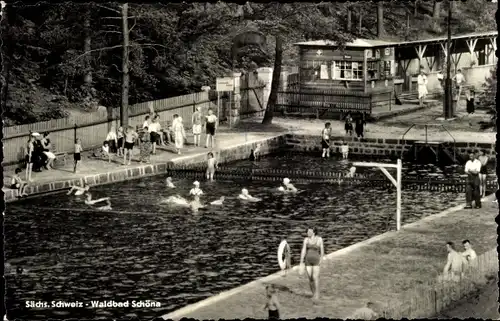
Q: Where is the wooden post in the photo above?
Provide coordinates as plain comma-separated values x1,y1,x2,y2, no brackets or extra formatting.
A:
396,158,402,231
74,123,77,144
217,91,220,127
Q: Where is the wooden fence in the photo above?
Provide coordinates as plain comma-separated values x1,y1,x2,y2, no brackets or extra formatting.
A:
2,91,210,165
381,248,498,319
275,89,373,117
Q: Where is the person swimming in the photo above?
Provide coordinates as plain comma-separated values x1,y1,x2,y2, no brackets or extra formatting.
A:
210,196,225,205
163,195,190,206
238,188,261,202
166,177,175,188
347,166,356,178
278,178,297,193
84,193,112,210
67,183,90,196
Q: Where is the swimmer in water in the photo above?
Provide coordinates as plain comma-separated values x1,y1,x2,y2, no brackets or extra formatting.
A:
163,195,190,206
84,193,112,210
166,177,175,188
210,196,225,205
346,166,357,178
206,152,218,181
238,188,261,202
189,181,203,198
278,178,297,193
67,183,90,196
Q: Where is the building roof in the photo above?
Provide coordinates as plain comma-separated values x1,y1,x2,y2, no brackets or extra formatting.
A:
294,31,498,49
294,38,396,48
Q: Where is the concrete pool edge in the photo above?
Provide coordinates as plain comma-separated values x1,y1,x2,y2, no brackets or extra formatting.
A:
160,195,494,320
3,134,285,202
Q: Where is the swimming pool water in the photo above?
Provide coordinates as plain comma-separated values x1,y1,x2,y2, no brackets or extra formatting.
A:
5,155,467,320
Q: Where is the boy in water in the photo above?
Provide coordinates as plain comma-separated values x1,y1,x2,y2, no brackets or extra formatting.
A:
166,177,175,188
340,140,349,159
11,168,28,198
206,152,218,181
263,284,281,319
67,183,90,196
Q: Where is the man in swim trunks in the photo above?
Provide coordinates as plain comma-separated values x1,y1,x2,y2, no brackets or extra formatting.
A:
123,126,138,166
441,241,466,282
300,228,324,300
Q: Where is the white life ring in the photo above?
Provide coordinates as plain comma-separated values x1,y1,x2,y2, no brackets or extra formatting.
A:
277,240,290,270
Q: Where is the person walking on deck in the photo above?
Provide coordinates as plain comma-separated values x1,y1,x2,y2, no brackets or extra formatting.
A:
300,228,325,301
417,69,428,107
464,151,482,209
172,114,186,154
452,69,466,104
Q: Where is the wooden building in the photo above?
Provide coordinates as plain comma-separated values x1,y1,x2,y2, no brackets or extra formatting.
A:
291,39,397,110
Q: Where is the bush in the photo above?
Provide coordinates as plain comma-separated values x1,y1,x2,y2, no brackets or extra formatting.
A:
477,66,496,129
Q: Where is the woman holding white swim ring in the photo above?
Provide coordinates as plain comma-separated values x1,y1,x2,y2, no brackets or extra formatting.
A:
300,228,325,301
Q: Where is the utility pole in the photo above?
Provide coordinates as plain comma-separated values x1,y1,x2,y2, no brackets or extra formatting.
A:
444,0,453,119
121,3,130,128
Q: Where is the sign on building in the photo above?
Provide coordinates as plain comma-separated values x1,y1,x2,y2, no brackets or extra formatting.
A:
216,77,234,92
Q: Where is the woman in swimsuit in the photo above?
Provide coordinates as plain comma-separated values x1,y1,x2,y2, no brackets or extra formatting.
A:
205,108,218,149
300,228,325,301
478,150,489,197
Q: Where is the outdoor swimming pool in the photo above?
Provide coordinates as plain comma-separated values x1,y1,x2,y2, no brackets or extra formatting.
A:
5,154,468,320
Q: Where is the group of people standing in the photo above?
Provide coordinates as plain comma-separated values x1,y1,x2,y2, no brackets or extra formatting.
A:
464,150,490,209
24,131,57,181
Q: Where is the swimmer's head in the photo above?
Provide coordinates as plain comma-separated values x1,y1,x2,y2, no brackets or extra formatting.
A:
283,178,290,185
266,284,276,296
278,186,285,192
242,188,249,195
193,181,200,186
84,192,91,199
219,196,225,201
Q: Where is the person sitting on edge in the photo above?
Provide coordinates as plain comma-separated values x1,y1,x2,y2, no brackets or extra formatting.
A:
340,141,349,159
166,177,175,188
440,241,466,282
67,183,90,196
253,143,262,161
238,188,261,202
278,178,297,193
263,284,281,320
461,239,477,267
349,302,379,320
11,168,29,198
210,196,225,205
346,166,357,178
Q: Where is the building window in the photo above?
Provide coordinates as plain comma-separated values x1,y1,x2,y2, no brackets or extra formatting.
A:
367,61,379,80
333,61,363,80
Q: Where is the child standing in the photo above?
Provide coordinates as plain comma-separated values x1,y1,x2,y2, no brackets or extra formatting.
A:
74,138,83,173
321,122,331,158
466,89,475,114
11,168,28,198
117,126,124,157
102,141,111,163
206,152,218,181
344,113,353,136
340,140,349,159
263,284,281,319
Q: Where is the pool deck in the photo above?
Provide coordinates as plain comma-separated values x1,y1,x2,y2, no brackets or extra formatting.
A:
2,117,495,202
161,195,498,320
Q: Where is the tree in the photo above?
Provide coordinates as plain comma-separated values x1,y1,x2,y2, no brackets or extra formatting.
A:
478,66,496,129
432,1,441,19
377,2,385,37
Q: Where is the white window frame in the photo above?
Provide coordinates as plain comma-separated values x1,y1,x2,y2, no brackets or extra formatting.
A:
332,60,363,81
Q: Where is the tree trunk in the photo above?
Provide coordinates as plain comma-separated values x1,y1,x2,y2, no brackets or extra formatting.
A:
377,2,385,37
414,0,419,17
433,1,441,19
2,3,13,112
358,10,363,34
347,5,352,32
121,3,129,128
261,35,283,125
83,7,92,86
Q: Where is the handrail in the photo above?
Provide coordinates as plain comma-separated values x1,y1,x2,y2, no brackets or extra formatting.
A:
439,125,456,145
401,124,416,141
